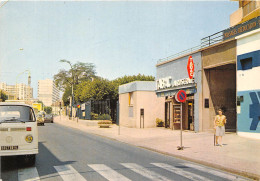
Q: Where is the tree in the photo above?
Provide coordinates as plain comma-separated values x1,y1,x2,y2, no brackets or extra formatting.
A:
75,78,116,102
0,90,8,102
44,106,52,114
62,86,72,106
74,74,155,103
112,73,154,85
111,74,155,98
54,60,96,91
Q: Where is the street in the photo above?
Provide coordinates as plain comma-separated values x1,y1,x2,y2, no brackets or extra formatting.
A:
1,123,249,181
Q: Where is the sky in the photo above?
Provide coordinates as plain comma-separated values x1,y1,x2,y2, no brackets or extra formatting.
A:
0,1,238,98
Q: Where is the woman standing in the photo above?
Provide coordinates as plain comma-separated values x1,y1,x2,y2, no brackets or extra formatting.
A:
214,109,227,147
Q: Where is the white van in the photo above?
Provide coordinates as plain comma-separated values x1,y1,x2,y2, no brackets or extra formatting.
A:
0,103,38,165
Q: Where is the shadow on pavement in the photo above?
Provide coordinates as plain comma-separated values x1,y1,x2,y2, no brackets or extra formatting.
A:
1,142,75,181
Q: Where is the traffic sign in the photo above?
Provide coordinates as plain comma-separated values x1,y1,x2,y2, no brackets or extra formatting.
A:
187,56,194,79
175,90,187,103
77,104,81,108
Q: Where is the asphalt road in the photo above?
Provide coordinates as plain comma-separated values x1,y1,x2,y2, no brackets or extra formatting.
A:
1,123,250,181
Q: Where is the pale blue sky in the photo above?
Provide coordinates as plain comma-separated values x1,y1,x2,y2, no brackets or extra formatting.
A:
0,1,237,98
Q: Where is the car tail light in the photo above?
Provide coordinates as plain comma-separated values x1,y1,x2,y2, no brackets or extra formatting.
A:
26,127,32,131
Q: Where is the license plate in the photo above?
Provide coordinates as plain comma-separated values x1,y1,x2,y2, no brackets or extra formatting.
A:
1,146,18,150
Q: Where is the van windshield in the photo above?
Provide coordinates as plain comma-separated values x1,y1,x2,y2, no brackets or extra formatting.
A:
0,105,35,123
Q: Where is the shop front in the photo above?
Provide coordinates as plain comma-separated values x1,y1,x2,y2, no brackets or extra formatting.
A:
156,52,202,132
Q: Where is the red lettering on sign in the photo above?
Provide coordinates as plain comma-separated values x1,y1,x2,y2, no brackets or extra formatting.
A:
187,56,195,79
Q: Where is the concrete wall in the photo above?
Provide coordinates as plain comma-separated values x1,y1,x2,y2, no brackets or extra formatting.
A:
119,91,164,128
202,40,237,131
156,52,202,132
236,29,260,139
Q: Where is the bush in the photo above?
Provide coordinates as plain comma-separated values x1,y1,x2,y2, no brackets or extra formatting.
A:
97,114,111,120
156,118,164,127
91,112,99,120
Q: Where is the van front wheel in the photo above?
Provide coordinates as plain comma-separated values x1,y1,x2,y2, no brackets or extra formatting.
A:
18,154,36,166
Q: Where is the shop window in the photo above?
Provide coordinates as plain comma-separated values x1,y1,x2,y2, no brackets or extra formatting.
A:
240,57,253,70
204,98,209,108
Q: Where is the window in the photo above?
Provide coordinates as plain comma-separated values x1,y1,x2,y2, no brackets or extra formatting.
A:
204,98,209,108
240,57,253,70
128,92,133,106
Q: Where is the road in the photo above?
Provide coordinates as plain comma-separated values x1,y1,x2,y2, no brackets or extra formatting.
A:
1,123,249,181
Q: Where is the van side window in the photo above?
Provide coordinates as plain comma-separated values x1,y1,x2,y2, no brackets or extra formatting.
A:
30,109,35,121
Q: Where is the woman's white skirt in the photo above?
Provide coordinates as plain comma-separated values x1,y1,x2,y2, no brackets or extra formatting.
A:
216,126,225,136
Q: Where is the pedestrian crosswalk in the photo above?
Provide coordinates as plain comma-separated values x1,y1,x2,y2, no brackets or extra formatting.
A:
16,162,248,181
54,164,86,181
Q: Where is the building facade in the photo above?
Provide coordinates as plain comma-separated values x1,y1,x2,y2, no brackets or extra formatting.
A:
119,81,164,128
0,82,33,100
156,52,202,132
236,28,260,139
38,79,60,107
201,40,237,132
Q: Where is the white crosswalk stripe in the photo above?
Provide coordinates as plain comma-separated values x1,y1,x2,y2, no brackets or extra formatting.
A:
88,164,131,181
54,164,86,181
121,163,173,181
18,167,40,181
181,163,248,181
151,163,213,181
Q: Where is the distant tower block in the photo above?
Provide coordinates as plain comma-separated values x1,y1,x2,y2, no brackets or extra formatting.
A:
28,75,31,86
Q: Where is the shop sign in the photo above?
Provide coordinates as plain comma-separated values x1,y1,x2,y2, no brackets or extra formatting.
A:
187,56,194,79
157,77,195,90
223,16,260,40
81,103,85,110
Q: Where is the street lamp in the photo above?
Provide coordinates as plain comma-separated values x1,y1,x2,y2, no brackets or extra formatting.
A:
60,60,75,119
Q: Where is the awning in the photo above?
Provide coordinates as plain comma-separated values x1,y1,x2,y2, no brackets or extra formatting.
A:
156,86,197,97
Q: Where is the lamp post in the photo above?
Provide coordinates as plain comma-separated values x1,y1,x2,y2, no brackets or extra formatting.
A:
60,60,75,119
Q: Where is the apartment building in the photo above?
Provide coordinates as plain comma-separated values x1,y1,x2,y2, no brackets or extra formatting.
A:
38,79,60,106
0,82,33,100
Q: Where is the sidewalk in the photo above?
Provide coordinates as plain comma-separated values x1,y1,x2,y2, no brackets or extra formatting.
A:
54,116,260,180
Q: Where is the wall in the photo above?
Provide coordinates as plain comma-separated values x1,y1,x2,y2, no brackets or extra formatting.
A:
202,40,237,131
119,91,164,128
236,29,260,139
135,91,164,128
156,52,202,132
119,93,136,127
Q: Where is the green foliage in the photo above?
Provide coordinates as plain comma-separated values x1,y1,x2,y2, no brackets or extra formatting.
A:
0,90,8,102
91,112,99,120
91,113,111,121
111,74,155,98
62,87,72,106
97,114,111,120
44,106,52,114
54,60,96,91
74,78,116,102
156,118,164,127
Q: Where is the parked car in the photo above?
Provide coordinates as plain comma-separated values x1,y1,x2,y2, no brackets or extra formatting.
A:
0,102,38,166
36,114,44,126
44,114,53,123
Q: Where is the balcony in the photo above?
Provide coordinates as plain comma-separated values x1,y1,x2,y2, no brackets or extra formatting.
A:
230,1,260,27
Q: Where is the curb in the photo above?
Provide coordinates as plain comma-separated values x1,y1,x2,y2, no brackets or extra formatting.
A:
54,119,260,181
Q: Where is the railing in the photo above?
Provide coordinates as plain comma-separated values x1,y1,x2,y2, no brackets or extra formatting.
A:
201,30,224,48
157,30,224,65
157,45,201,64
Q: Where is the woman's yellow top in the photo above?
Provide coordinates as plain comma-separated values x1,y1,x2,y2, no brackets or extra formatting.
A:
215,115,226,127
